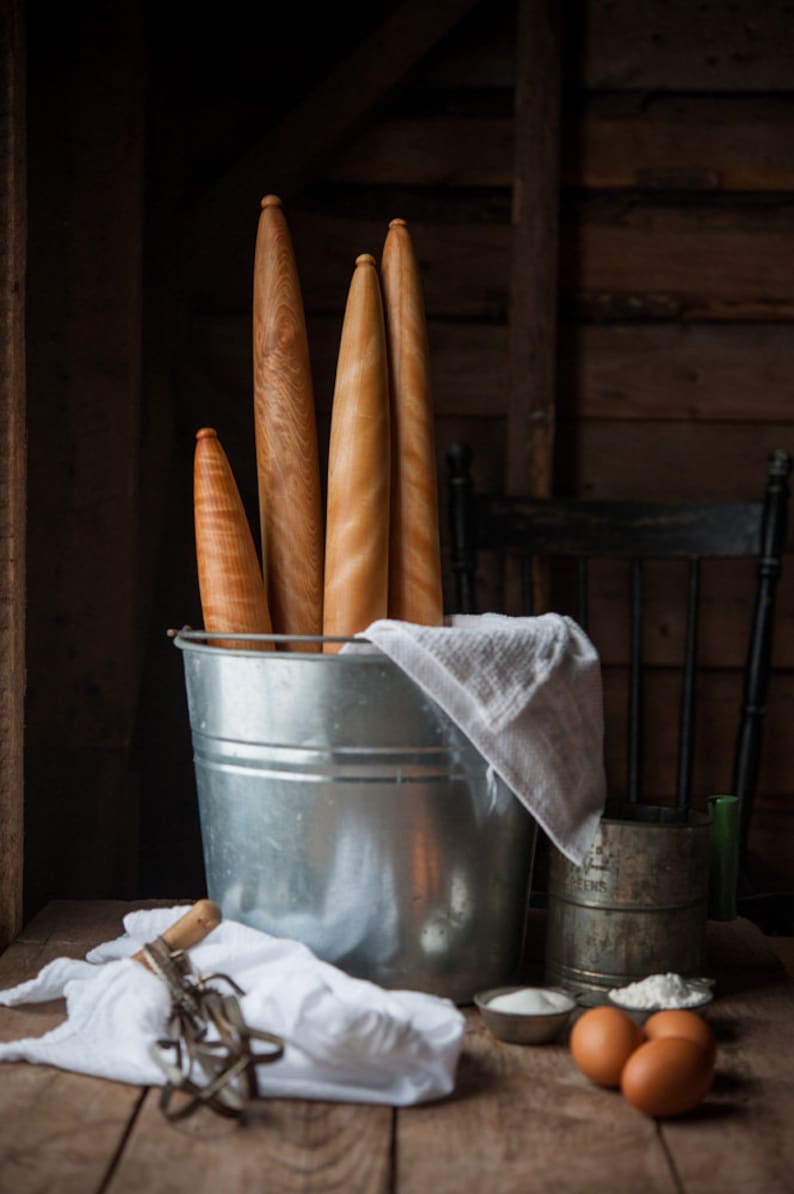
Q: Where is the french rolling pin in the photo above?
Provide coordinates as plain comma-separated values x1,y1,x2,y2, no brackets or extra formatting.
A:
194,427,273,651
133,899,222,968
381,218,443,626
323,253,390,651
252,195,324,650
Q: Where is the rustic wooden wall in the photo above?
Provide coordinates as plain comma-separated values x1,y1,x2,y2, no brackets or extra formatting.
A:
556,0,794,891
21,0,794,912
0,0,25,947
24,1,145,913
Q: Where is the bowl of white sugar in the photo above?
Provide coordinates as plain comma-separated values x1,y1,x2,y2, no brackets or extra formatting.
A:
474,985,578,1044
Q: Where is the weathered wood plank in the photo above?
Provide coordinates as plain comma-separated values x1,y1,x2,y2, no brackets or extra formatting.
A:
195,202,794,323
327,114,514,188
24,1,146,910
556,421,794,503
0,0,25,949
191,316,794,425
418,0,794,93
3,904,794,1193
327,96,794,194
190,208,512,321
415,0,514,91
572,94,794,192
581,0,794,93
178,340,509,498
660,920,794,1194
563,199,794,323
11,898,172,950
562,324,794,422
188,313,510,419
189,0,484,256
1,900,394,1193
396,1011,678,1194
111,1095,393,1194
0,901,159,1194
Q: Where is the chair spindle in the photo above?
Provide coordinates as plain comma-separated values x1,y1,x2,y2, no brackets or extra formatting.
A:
577,557,589,632
733,450,792,856
446,442,478,615
676,557,701,810
627,559,643,803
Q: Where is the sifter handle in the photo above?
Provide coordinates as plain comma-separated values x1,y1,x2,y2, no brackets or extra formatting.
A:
133,899,222,968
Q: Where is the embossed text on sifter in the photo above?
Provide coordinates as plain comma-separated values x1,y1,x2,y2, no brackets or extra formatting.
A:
544,802,711,1002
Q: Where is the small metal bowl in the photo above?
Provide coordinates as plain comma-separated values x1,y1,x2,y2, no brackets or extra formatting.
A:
474,985,577,1045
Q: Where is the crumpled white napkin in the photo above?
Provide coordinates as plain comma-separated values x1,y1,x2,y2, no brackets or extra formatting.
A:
348,613,606,865
0,906,464,1106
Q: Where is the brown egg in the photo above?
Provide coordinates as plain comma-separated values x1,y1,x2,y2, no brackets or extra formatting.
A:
569,1006,645,1087
621,1036,714,1117
643,1009,717,1066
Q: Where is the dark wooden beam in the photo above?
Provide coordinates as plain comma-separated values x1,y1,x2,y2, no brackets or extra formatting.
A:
189,0,483,252
0,0,25,949
504,0,561,613
507,0,561,500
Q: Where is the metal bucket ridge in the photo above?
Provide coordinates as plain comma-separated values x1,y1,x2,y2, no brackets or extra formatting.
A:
174,631,537,1003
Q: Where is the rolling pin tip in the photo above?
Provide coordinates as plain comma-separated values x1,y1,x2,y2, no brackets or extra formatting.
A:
261,194,282,209
388,218,407,228
355,253,376,267
196,427,218,441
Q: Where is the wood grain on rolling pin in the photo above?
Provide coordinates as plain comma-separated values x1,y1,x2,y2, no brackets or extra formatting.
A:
133,899,222,968
194,427,273,650
381,218,443,626
323,254,390,651
253,195,324,649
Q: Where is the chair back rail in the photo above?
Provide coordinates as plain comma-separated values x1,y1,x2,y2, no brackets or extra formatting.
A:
446,442,792,900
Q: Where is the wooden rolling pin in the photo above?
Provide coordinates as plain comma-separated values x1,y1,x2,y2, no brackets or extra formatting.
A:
194,427,273,650
323,253,390,651
133,899,222,968
381,218,443,626
253,195,324,650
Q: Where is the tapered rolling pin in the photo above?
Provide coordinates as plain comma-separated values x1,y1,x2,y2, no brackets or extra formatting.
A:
323,253,390,651
381,218,443,626
133,899,222,968
253,195,324,650
194,427,273,650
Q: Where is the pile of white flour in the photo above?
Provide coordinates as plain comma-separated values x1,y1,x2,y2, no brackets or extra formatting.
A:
608,972,709,1009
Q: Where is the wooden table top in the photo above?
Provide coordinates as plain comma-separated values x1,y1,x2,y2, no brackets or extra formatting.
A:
1,901,793,1194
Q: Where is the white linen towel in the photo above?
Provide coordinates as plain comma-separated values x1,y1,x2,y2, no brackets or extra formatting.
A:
349,613,606,865
0,906,464,1106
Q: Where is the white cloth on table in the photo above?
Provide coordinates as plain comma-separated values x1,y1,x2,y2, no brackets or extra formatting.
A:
0,906,464,1106
348,613,606,866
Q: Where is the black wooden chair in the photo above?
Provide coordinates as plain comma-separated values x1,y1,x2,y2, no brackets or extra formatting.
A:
446,442,792,931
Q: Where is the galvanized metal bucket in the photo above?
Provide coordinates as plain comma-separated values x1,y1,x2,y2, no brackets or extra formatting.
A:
174,631,537,1003
544,802,710,1001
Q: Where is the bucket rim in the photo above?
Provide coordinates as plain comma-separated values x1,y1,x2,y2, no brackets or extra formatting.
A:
170,626,382,660
600,800,711,829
